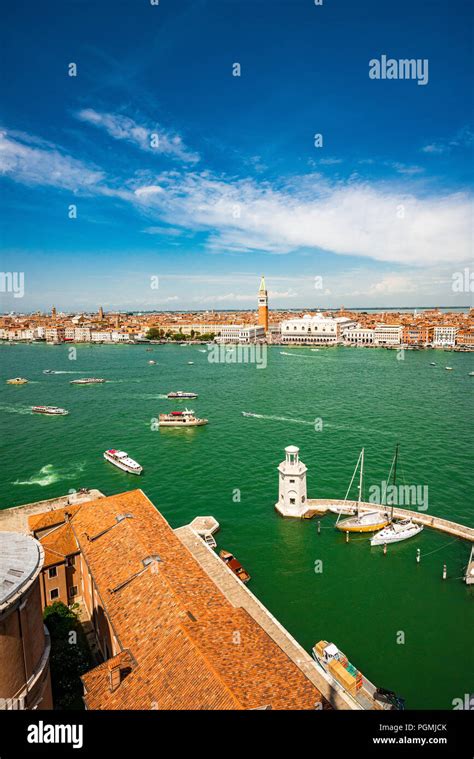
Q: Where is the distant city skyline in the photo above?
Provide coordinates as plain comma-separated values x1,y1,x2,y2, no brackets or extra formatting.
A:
1,0,473,311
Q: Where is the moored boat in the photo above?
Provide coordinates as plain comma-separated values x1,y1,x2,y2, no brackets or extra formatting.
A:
103,449,142,475
158,409,208,427
32,405,69,416
336,449,390,533
371,518,423,546
219,550,250,583
167,390,198,399
312,640,404,710
70,378,106,384
6,377,28,385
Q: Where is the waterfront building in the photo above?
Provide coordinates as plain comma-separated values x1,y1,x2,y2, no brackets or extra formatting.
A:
216,324,265,343
257,275,269,332
343,327,375,345
456,329,474,348
25,490,327,710
402,325,434,346
0,532,53,710
433,326,458,347
280,314,356,344
44,327,65,343
373,325,402,346
91,330,113,342
275,446,308,517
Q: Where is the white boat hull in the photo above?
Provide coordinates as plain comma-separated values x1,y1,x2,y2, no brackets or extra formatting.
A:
371,522,423,546
103,452,142,475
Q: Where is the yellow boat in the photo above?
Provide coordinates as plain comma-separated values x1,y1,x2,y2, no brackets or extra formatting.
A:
336,448,390,533
6,377,29,385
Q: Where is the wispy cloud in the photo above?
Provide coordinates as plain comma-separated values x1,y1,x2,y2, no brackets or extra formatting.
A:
422,126,474,155
75,109,200,164
132,170,473,266
0,130,105,191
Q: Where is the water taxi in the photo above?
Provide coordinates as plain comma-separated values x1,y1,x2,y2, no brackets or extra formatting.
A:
70,378,106,384
312,640,404,710
187,361,194,365
103,449,143,475
159,409,208,427
167,391,198,399
219,550,250,583
336,449,390,533
32,406,69,416
6,377,28,385
445,366,453,371
469,372,474,376
148,360,156,365
430,362,436,366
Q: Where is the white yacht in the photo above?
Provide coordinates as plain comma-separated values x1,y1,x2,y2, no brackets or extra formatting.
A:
70,378,106,384
32,406,69,416
159,409,208,427
167,391,198,399
371,519,423,546
103,449,143,475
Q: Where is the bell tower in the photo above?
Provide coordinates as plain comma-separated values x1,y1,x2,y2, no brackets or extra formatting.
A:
275,446,308,518
258,275,268,332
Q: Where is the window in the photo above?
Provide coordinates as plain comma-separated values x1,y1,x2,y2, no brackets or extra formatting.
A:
69,586,78,597
67,556,75,567
48,566,57,579
50,588,59,600
290,498,296,505
289,479,295,483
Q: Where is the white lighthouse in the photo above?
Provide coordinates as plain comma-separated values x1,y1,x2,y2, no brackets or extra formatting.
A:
275,446,308,518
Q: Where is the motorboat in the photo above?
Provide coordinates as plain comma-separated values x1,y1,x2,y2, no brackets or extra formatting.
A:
158,409,208,427
32,406,69,416
167,391,198,399
103,449,142,475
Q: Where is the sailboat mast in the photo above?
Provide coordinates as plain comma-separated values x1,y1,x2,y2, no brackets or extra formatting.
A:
391,443,399,522
357,448,365,517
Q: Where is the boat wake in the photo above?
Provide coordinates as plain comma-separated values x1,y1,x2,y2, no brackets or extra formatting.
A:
242,412,395,435
14,462,86,487
0,404,33,415
280,351,319,358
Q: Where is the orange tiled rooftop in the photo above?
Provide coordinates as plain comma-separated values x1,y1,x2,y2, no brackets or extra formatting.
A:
42,489,329,710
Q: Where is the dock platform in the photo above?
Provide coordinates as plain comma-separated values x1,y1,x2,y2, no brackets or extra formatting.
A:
301,499,474,543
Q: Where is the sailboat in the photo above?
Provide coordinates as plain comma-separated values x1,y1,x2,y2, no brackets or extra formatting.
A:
370,445,423,546
335,449,390,533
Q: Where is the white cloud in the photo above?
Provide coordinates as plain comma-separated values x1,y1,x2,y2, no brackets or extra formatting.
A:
368,275,418,295
0,130,104,190
132,171,473,266
76,109,199,164
422,126,474,155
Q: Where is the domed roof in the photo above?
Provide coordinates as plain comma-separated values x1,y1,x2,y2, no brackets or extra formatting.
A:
285,445,299,454
0,532,43,610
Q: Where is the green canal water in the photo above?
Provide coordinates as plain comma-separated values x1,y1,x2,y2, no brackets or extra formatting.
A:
1,342,473,709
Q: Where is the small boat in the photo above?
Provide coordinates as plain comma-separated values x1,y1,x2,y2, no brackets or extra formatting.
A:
335,449,390,533
158,409,208,427
371,519,423,546
370,445,424,546
32,405,69,416
430,362,436,366
312,640,404,710
43,369,53,374
187,361,194,365
70,378,106,384
445,366,453,371
468,372,474,376
219,550,250,583
103,449,142,475
148,360,156,365
6,377,28,385
167,391,198,399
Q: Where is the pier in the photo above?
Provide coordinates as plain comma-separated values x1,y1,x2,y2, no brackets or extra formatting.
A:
302,499,474,542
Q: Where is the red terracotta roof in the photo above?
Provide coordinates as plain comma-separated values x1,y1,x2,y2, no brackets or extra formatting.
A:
72,490,327,710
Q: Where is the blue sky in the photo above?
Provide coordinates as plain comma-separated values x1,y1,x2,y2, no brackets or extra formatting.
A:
1,0,473,311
